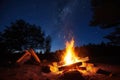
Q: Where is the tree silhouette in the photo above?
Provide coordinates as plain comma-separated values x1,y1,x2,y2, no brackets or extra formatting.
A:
90,0,120,46
44,35,51,53
90,0,120,28
104,27,120,46
0,19,50,52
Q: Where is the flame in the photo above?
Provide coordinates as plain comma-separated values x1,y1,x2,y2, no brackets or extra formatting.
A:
49,38,98,75
63,38,80,65
49,62,59,72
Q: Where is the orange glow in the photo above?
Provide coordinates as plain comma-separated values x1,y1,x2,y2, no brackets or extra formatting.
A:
63,38,80,65
49,38,97,75
62,38,89,66
49,62,58,72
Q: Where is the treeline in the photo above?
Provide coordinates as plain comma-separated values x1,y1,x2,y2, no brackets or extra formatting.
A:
78,43,120,64
0,42,120,67
55,43,120,64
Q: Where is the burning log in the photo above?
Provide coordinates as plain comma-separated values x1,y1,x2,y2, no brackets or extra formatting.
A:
58,62,82,71
77,66,86,70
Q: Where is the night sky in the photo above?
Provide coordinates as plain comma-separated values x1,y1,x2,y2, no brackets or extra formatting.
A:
0,0,113,51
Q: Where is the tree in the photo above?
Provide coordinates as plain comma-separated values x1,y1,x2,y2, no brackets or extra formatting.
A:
0,19,50,52
90,0,120,46
44,35,51,53
104,27,120,46
90,0,120,28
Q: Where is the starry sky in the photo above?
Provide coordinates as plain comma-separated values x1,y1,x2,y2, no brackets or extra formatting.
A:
0,0,113,51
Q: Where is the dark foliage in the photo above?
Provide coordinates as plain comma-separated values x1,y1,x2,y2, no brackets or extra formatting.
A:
90,0,120,46
90,0,120,28
0,19,51,53
104,27,120,46
44,35,51,54
83,44,120,64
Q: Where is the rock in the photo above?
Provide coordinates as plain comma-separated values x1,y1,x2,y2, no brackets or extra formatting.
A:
58,70,85,80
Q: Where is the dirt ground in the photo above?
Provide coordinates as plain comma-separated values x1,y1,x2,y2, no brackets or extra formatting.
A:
0,63,120,80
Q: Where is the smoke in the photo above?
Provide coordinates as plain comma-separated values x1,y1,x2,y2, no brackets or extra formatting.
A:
57,0,77,23
54,0,78,40
48,0,79,51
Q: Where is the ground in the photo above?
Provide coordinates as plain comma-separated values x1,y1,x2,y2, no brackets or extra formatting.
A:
0,63,120,80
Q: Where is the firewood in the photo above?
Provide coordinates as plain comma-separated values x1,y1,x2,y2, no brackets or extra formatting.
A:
77,66,86,70
16,50,31,64
28,48,41,63
58,62,82,71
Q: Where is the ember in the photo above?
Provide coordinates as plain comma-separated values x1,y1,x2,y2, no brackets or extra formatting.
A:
49,38,98,75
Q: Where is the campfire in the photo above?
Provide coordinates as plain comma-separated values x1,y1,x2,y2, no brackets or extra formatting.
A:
15,38,113,80
49,38,98,75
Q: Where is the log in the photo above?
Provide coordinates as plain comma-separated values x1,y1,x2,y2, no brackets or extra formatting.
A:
28,48,41,63
58,62,82,71
16,50,31,64
77,67,86,70
16,48,41,65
